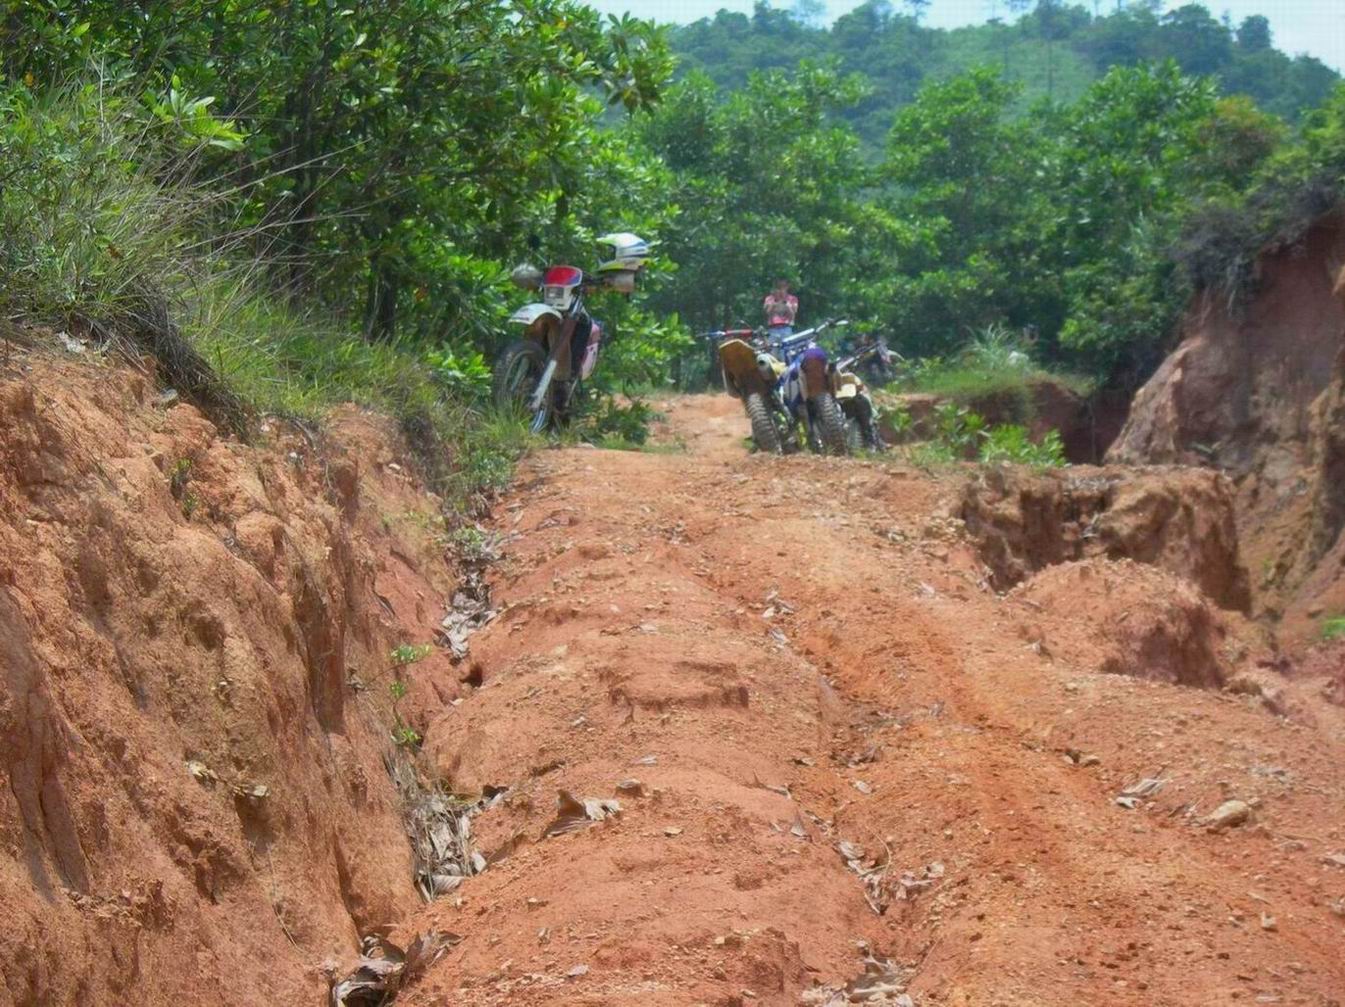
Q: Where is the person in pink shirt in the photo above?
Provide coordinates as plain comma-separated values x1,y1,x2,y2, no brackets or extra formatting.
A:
763,279,798,343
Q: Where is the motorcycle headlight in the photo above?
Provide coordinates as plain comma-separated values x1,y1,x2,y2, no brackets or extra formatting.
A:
543,286,567,307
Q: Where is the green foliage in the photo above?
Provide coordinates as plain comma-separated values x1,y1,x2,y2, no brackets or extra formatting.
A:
447,524,492,563
1,0,676,343
893,401,1066,468
894,326,1093,409
963,324,1034,374
392,724,422,748
577,396,658,447
596,308,693,390
7,0,1345,460
669,1,1339,149
426,347,492,399
147,76,246,150
866,61,1291,383
388,676,420,749
1175,83,1345,301
933,401,987,457
664,8,1340,393
390,643,432,667
167,457,201,518
878,399,914,439
979,425,1066,467
0,81,210,322
1321,616,1345,643
641,62,883,337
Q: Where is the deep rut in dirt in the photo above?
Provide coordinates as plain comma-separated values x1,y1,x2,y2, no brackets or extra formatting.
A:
390,395,1345,1006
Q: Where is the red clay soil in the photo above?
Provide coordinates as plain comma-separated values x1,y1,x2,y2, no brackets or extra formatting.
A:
0,351,461,1005
396,395,1345,1007
1108,216,1345,649
6,356,1345,1007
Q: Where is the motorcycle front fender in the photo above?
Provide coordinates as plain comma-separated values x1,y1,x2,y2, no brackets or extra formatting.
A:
508,303,563,326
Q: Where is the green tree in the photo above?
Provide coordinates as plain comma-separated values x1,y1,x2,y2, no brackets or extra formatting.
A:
1236,15,1272,54
1050,62,1277,378
641,62,879,336
1,0,676,343
876,68,1055,354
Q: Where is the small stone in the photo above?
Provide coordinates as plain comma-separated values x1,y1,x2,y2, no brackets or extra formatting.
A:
566,964,589,979
1260,912,1277,931
1202,800,1253,831
664,826,683,837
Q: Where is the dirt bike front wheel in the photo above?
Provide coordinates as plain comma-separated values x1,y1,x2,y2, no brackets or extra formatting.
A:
493,339,552,433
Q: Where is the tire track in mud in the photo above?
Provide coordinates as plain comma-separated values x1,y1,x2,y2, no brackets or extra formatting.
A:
398,395,1345,1007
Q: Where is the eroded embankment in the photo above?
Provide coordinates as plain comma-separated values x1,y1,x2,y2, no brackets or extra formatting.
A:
386,396,1345,1006
1109,215,1345,650
0,353,463,1005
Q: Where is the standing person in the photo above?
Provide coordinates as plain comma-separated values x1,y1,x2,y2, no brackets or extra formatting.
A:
763,279,798,344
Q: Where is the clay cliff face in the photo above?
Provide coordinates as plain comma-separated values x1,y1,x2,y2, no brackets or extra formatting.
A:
0,355,462,1005
1108,214,1345,646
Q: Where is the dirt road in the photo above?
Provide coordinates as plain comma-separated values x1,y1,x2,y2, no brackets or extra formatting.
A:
401,395,1345,1006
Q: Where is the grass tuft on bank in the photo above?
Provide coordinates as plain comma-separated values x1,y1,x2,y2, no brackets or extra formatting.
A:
0,80,525,513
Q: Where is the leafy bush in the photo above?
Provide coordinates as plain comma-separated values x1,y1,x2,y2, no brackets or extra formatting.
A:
426,347,492,399
933,401,987,457
877,399,914,439
979,425,1067,468
576,395,658,447
1322,616,1345,643
893,401,1067,470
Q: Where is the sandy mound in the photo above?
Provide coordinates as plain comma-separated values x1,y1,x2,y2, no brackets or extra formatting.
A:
960,464,1251,611
1011,559,1259,688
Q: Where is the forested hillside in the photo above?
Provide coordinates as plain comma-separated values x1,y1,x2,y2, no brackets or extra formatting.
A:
1,0,1343,463
672,1,1340,144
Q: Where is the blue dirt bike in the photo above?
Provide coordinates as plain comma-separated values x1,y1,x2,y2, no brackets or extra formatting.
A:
754,320,851,456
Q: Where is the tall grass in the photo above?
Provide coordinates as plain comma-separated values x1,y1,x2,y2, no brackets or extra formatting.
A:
899,323,1095,404
0,80,525,513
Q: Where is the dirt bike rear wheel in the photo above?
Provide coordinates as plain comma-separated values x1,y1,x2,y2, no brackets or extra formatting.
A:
745,392,783,455
493,339,552,432
813,392,849,456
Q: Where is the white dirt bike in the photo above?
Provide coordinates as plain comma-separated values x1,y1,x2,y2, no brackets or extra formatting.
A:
492,233,650,432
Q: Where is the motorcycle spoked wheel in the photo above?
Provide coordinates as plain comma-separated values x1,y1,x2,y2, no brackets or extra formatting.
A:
810,392,850,456
493,339,553,433
845,416,863,453
744,391,784,454
843,396,887,453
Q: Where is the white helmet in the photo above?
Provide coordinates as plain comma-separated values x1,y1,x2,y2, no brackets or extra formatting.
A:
596,232,652,271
